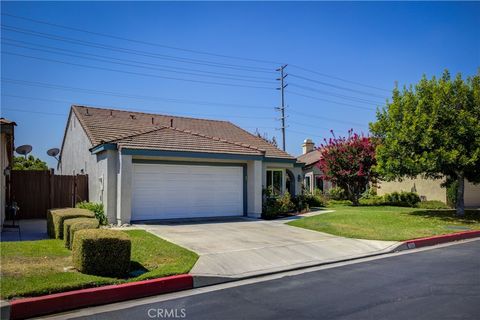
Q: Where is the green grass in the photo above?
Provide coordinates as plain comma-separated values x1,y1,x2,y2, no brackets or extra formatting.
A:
0,230,198,299
288,206,480,241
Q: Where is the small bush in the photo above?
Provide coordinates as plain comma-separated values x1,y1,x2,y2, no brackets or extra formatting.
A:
262,190,295,219
417,200,450,210
327,199,353,206
64,218,99,249
72,229,131,277
326,187,347,200
47,208,95,239
360,188,377,199
76,201,107,225
383,191,421,207
359,195,386,206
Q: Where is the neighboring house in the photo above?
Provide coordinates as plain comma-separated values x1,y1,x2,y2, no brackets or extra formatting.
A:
59,106,303,224
0,118,16,227
378,178,480,207
296,139,332,193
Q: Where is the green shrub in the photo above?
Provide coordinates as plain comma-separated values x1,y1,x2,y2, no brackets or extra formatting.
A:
359,195,386,206
327,199,353,206
64,218,99,249
262,190,296,219
383,191,421,207
278,191,295,213
417,200,450,209
360,188,377,199
326,187,347,200
76,201,107,225
47,208,95,239
72,229,131,277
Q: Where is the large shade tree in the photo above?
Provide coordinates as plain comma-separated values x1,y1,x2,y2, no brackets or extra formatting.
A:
370,70,480,216
317,130,378,206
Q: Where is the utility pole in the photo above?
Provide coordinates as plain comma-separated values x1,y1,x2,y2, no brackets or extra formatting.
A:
276,64,288,151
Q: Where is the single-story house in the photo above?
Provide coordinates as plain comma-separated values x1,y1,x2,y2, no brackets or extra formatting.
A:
59,106,303,224
298,137,479,206
297,139,332,193
1,118,16,227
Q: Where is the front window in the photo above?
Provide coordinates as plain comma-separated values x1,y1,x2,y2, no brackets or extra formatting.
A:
266,169,283,195
304,176,311,193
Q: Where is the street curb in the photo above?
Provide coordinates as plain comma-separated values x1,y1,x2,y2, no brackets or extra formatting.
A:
402,230,480,249
8,274,193,320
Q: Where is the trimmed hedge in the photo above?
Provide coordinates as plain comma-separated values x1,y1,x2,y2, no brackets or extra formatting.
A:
72,229,131,277
64,218,99,249
47,208,95,239
417,200,450,209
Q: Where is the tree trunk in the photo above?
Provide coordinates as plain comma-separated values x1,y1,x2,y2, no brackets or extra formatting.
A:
456,172,465,216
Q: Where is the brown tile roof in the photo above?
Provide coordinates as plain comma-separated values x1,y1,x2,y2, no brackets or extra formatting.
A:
0,118,16,126
72,105,294,159
297,149,322,166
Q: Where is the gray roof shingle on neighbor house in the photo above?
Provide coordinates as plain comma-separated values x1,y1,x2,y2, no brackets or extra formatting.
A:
297,149,322,167
72,105,294,159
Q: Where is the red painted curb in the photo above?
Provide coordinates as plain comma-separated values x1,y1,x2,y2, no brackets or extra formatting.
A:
9,274,193,320
404,230,480,249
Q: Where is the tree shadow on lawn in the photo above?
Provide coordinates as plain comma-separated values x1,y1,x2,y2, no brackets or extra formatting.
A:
407,209,480,225
126,261,149,278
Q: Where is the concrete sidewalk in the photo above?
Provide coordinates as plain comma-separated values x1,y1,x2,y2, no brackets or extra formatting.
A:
135,215,400,283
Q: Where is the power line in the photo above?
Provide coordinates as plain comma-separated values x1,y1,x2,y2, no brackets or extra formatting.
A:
1,37,275,82
288,91,376,111
289,64,391,92
1,40,276,84
289,83,383,105
2,51,275,90
289,110,367,127
1,78,273,109
2,93,273,113
2,79,371,127
2,106,275,121
1,12,284,66
1,24,276,73
289,73,387,99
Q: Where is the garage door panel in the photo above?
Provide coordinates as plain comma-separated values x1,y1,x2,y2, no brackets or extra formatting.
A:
132,163,243,220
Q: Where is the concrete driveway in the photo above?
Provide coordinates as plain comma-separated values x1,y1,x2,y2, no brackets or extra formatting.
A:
134,216,401,281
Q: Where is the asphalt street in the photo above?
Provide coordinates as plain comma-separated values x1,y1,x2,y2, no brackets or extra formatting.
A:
51,240,480,320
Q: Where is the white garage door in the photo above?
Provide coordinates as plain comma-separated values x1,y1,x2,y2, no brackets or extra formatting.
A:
132,163,244,220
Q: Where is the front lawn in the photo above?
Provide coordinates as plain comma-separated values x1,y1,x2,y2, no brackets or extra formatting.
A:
0,230,198,299
288,206,480,241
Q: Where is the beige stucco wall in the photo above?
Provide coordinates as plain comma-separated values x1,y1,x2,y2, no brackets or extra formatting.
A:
377,177,447,202
465,181,480,207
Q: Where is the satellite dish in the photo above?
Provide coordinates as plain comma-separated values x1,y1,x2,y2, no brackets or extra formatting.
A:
15,145,32,158
47,148,60,158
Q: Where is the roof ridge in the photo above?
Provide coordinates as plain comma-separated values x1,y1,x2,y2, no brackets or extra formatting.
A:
107,126,166,144
227,121,295,159
72,104,231,124
167,126,266,154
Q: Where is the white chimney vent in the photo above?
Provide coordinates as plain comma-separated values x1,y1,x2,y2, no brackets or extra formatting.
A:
302,138,315,154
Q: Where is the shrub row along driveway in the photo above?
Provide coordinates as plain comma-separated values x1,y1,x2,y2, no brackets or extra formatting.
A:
0,230,198,299
288,206,480,241
135,216,398,279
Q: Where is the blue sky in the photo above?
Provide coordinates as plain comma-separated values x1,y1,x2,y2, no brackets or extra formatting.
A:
1,1,479,168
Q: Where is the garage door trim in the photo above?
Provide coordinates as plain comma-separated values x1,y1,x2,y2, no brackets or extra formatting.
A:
132,159,247,217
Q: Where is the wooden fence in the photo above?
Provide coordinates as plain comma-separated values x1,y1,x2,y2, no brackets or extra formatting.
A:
10,170,89,219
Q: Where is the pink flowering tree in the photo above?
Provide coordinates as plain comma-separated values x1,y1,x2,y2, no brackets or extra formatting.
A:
317,130,378,206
